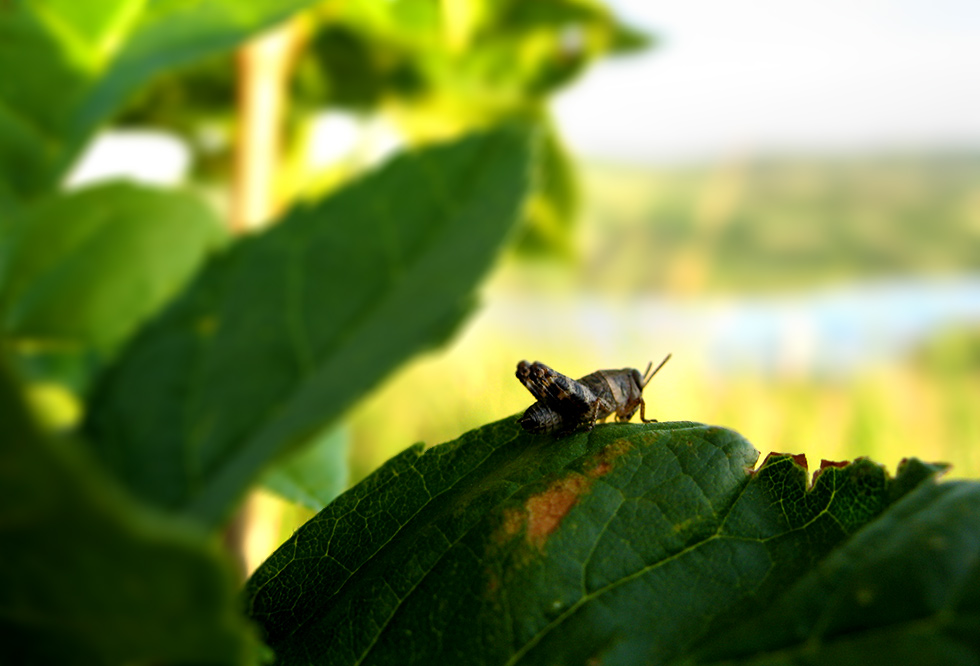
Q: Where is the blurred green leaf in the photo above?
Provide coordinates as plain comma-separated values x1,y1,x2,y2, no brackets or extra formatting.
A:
322,0,443,51
514,119,579,257
292,25,423,112
84,125,534,527
243,418,974,665
127,0,652,155
77,0,323,131
0,359,256,666
0,0,323,201
262,425,349,511
0,182,227,350
0,3,87,201
608,19,653,54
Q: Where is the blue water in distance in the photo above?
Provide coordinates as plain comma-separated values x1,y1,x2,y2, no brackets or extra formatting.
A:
490,276,980,377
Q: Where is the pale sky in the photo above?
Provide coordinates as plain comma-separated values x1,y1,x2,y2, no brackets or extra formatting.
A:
554,0,980,162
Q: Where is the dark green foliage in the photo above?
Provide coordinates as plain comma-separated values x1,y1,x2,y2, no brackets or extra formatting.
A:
295,25,424,110
83,126,534,526
245,419,979,665
691,476,980,665
0,360,255,666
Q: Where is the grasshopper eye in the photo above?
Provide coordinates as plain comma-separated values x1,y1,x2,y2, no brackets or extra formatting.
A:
631,368,644,388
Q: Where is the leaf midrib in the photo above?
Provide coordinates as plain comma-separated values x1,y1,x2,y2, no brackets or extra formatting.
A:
180,135,513,520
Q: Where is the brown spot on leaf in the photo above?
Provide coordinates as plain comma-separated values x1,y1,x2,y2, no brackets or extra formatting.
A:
485,568,500,599
491,507,526,547
588,461,613,477
525,474,592,549
586,438,633,478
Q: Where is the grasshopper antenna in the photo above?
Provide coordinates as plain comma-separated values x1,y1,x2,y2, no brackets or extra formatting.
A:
642,353,672,388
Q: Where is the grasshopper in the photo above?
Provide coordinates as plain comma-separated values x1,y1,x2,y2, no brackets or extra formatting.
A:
516,355,672,436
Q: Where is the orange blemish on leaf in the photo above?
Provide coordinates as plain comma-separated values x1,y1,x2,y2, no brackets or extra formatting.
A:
485,568,500,599
588,461,613,477
525,474,591,549
492,507,526,547
501,507,524,535
586,438,633,478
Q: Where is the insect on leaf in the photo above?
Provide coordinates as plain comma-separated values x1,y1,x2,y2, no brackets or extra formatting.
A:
244,417,978,665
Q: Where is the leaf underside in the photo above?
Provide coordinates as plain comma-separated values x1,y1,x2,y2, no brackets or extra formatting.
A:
245,418,980,666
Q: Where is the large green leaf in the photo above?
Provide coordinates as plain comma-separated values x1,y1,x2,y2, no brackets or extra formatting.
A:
0,359,256,666
0,182,227,350
84,126,534,527
514,119,579,257
243,417,978,665
0,0,322,201
688,476,980,665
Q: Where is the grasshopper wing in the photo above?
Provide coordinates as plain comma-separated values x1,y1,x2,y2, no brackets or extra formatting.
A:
516,361,596,416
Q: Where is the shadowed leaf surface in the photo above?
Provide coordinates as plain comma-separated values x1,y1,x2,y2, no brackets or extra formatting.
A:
0,361,254,666
84,126,534,527
244,418,978,665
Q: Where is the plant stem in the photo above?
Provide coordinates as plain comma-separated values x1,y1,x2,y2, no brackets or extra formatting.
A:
230,21,300,233
225,19,301,578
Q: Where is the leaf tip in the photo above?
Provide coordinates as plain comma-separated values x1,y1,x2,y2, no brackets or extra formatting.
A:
760,451,809,472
